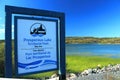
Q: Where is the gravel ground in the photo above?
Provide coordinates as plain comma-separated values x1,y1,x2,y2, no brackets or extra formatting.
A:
49,64,120,80
49,71,120,80
76,71,120,80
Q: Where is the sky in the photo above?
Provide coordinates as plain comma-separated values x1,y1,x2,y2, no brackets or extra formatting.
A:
0,0,120,39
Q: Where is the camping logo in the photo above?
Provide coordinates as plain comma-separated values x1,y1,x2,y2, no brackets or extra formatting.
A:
30,23,46,37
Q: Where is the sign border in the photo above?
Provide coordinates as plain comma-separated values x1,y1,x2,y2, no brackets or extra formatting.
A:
14,16,59,76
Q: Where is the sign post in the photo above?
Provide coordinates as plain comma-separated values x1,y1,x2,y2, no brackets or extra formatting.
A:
5,5,66,79
5,8,12,78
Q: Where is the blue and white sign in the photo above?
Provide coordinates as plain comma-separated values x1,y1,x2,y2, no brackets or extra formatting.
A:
14,16,58,75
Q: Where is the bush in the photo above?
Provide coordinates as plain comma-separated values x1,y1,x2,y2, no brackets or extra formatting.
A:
0,41,5,77
0,60,4,77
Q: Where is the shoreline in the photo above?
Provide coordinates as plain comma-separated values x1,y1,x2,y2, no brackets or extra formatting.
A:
66,37,120,44
66,43,120,45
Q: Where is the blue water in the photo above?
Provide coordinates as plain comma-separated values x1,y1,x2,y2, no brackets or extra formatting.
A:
66,44,120,58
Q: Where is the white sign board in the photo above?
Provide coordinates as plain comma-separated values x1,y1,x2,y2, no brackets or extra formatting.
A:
14,16,58,75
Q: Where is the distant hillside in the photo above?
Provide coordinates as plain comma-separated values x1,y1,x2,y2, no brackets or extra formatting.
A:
1,37,120,44
0,40,5,43
66,37,120,44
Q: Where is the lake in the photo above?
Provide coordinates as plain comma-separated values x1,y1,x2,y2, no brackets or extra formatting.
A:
66,44,120,58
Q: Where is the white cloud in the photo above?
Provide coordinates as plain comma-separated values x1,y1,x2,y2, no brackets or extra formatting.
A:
0,24,5,39
0,24,5,27
0,24,5,40
0,17,2,20
1,24,4,27
0,24,14,40
0,28,5,34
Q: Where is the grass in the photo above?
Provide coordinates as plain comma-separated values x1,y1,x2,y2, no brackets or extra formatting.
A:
20,55,120,79
1,55,120,79
66,55,120,73
1,51,120,79
17,71,56,79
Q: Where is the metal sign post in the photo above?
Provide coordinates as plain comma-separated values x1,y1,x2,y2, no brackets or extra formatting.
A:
5,8,12,78
5,5,66,79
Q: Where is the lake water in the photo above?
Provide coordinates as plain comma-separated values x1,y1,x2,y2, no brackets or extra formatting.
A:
66,44,120,58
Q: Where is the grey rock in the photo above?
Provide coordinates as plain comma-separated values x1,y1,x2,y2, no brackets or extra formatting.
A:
50,64,120,80
51,73,58,78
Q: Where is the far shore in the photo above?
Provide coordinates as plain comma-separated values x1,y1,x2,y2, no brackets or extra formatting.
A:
66,42,120,45
66,37,120,44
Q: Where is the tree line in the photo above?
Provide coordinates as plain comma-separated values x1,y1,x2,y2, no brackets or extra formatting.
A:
66,37,120,44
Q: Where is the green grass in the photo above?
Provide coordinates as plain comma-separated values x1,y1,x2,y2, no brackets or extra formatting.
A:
1,52,120,79
66,55,120,73
20,55,120,79
1,55,120,79
18,71,56,79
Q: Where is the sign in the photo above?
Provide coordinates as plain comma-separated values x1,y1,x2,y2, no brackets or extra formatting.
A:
5,5,65,79
14,16,58,75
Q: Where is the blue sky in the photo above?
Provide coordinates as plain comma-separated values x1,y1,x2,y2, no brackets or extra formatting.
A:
0,0,120,39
